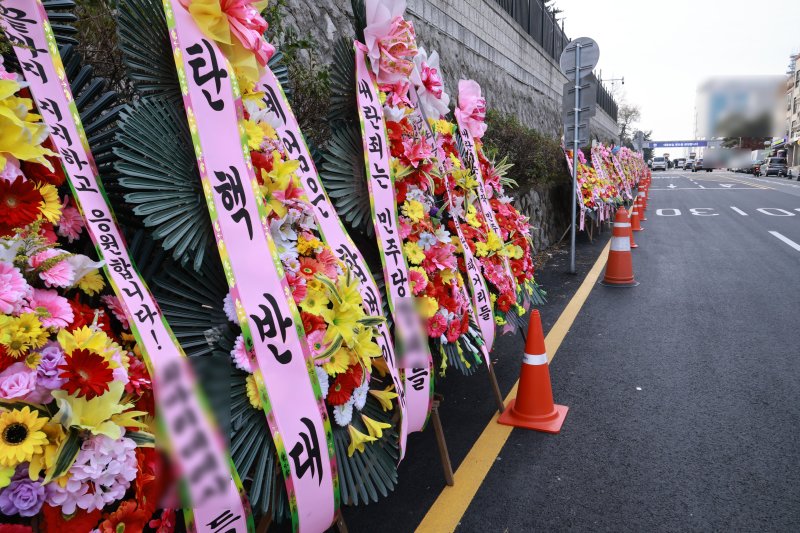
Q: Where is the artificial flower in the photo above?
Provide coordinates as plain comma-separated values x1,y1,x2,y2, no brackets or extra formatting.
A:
346,424,377,456
0,407,48,467
363,0,418,83
50,382,147,440
0,468,45,517
245,374,261,409
0,261,30,314
76,269,105,296
0,177,41,235
22,289,73,329
57,348,114,399
369,385,398,411
455,79,487,139
361,414,391,439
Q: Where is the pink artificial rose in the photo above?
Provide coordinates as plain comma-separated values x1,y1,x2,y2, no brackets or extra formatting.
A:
363,0,418,84
455,80,488,139
223,0,275,66
0,363,37,400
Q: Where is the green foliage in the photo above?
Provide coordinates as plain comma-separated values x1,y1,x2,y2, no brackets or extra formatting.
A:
264,0,332,148
482,110,570,190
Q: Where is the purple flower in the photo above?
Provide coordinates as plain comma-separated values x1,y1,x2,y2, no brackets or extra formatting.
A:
36,342,66,390
0,468,45,517
0,363,36,400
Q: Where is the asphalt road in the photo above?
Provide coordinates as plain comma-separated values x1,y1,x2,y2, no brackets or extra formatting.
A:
456,169,800,531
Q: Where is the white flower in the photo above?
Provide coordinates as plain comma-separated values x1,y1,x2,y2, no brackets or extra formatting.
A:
315,366,330,399
411,47,451,119
383,104,406,122
333,398,354,427
352,382,369,411
434,225,451,243
65,254,104,283
223,292,238,323
418,231,437,250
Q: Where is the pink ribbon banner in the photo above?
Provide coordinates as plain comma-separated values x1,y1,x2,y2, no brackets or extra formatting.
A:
354,42,432,433
611,153,632,199
454,116,518,295
406,92,495,354
253,66,409,458
0,2,252,531
163,0,338,531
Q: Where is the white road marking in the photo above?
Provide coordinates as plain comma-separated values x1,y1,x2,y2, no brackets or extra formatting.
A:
730,206,748,216
769,231,800,252
667,184,676,189
720,184,734,188
656,209,681,216
757,208,796,217
689,208,718,216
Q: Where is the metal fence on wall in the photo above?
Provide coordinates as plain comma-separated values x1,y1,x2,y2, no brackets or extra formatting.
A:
492,0,618,121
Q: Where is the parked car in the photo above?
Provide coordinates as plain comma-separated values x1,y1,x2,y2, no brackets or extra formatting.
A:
651,156,668,171
759,157,789,177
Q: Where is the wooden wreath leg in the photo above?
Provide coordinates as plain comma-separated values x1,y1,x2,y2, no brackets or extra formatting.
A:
334,510,349,533
486,361,505,414
431,394,455,486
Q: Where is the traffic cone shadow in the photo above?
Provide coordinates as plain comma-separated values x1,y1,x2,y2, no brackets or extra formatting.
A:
498,310,568,433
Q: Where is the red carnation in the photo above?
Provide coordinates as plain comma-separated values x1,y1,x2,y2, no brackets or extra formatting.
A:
20,156,65,186
0,176,43,235
58,348,115,399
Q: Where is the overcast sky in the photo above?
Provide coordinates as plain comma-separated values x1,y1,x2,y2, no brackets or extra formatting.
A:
556,0,800,142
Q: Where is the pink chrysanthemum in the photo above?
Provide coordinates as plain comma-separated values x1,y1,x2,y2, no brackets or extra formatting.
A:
427,313,447,338
0,261,31,314
28,248,74,288
408,269,427,295
230,334,252,373
223,292,238,323
100,294,129,329
56,205,84,242
316,248,339,279
23,288,74,328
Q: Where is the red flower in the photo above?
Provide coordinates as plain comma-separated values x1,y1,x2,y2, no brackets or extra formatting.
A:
58,348,114,399
39,222,58,244
297,257,322,281
68,296,116,338
301,312,326,334
445,318,461,343
135,447,172,514
327,371,356,406
149,508,177,533
496,292,515,313
20,157,65,187
41,505,102,533
0,525,33,533
250,150,273,180
125,356,152,396
0,176,42,234
0,345,15,374
98,500,151,533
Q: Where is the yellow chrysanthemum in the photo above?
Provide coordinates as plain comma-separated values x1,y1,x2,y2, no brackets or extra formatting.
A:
299,286,330,315
347,424,377,456
0,314,46,357
465,205,481,228
361,415,391,439
36,183,62,223
474,242,489,258
245,375,262,409
297,235,323,255
24,351,41,369
243,119,264,150
448,152,462,169
439,268,455,285
369,385,398,411
417,296,439,319
0,407,49,467
486,231,504,252
400,200,425,224
259,151,300,218
403,241,425,265
77,269,106,295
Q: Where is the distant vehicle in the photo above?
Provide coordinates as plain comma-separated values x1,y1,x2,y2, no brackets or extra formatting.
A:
751,159,765,175
692,158,712,172
759,157,788,177
677,158,686,169
686,158,696,171
651,156,667,171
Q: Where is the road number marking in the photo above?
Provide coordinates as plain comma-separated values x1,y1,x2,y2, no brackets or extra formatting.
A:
730,206,748,216
689,208,719,216
757,208,795,217
769,231,800,252
656,209,681,216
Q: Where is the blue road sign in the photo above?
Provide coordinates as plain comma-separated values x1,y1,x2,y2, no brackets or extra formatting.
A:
647,140,709,148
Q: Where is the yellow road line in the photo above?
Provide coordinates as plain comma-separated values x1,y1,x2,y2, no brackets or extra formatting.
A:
415,241,612,533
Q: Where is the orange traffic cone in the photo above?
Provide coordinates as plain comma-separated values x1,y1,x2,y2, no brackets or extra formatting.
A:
498,310,568,433
629,218,638,249
601,208,638,286
638,194,647,221
630,199,643,231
